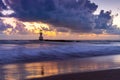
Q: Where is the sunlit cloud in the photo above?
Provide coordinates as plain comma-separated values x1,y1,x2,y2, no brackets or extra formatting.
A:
113,15,120,29
1,17,57,37
1,10,14,15
2,17,17,28
23,22,50,33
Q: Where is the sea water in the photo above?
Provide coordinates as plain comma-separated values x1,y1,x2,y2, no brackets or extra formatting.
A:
0,41,120,63
0,41,120,80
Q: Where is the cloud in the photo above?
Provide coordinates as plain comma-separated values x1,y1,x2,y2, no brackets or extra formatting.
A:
94,10,120,34
0,0,98,33
95,10,113,29
0,0,7,10
0,18,28,35
0,19,10,31
0,0,119,35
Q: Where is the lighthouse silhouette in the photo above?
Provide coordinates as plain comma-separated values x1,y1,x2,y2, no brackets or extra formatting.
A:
39,30,43,41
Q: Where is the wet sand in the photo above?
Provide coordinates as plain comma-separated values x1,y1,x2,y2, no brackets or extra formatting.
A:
28,55,120,80
1,55,120,80
29,69,120,80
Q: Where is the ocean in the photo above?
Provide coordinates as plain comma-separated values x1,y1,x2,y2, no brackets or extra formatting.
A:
0,41,120,64
1,41,120,80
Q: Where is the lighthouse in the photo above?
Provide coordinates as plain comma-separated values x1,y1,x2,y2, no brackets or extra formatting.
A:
39,30,43,41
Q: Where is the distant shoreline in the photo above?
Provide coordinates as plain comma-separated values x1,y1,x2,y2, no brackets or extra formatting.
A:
0,39,120,44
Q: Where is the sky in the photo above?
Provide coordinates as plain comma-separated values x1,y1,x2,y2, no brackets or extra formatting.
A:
0,0,120,40
91,0,120,27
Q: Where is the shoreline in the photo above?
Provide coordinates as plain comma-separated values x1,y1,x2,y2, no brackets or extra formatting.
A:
29,69,120,80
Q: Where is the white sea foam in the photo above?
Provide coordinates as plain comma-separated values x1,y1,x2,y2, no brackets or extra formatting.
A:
0,42,120,63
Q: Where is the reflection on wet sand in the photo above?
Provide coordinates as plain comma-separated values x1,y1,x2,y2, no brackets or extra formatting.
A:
1,55,120,80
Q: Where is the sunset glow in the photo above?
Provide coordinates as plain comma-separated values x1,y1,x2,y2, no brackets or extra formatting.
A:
1,18,55,36
1,1,120,80
2,17,17,28
23,22,50,33
113,15,120,29
0,0,120,40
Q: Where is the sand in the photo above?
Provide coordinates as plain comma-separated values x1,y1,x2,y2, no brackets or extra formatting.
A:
29,69,120,80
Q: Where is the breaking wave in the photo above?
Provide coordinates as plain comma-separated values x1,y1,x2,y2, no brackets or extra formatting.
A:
0,41,120,63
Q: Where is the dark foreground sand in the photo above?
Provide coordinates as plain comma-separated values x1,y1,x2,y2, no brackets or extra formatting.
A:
29,69,120,80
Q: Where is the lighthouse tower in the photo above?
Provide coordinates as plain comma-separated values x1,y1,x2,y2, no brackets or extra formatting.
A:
39,30,43,41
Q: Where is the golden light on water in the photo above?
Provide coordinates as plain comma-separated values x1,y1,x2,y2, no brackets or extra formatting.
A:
2,55,120,80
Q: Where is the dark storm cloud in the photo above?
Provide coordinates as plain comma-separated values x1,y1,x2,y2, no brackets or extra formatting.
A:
0,0,7,10
93,10,118,34
3,0,56,20
0,0,119,34
1,0,99,33
95,10,113,29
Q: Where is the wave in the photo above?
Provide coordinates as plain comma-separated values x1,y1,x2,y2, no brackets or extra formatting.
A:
0,42,120,63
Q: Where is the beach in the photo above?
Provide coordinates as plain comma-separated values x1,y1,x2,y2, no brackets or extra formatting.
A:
29,69,120,80
28,55,120,80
